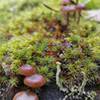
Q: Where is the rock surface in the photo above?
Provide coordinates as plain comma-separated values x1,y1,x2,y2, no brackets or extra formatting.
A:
39,83,64,100
86,10,100,22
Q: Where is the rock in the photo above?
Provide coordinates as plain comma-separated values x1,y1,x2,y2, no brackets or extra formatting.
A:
86,10,100,22
39,83,64,100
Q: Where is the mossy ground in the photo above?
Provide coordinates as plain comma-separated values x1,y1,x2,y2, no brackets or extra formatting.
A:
0,0,100,99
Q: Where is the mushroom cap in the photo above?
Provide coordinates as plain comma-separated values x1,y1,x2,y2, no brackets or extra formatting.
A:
76,4,85,10
63,0,70,3
24,74,46,88
61,0,71,5
62,5,76,12
19,64,36,76
13,91,39,100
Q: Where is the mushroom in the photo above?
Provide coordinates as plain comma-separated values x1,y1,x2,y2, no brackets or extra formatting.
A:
61,5,76,25
76,3,85,23
62,5,76,12
62,0,71,5
13,91,39,100
24,74,46,88
19,64,36,76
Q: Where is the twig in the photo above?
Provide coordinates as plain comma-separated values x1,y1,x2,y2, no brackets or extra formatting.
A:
42,3,59,12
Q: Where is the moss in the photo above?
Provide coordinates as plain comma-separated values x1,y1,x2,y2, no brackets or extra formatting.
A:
0,1,99,99
0,30,98,88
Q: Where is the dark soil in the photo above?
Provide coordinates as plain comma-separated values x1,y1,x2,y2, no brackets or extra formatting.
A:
39,83,64,100
1,83,64,100
1,82,100,100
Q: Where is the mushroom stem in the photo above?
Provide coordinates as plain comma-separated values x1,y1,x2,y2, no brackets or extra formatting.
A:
67,12,70,26
77,11,81,24
62,6,76,26
73,11,77,21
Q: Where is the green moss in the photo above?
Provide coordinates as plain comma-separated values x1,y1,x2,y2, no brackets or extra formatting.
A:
0,0,99,94
0,30,98,87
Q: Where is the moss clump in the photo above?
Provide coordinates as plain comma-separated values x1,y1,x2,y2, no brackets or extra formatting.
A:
0,0,99,99
0,30,98,89
0,33,56,82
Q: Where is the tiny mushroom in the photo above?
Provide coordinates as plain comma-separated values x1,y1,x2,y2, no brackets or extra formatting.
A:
24,74,46,89
61,5,76,25
19,64,36,76
62,0,71,5
76,3,86,23
13,91,39,100
76,3,85,11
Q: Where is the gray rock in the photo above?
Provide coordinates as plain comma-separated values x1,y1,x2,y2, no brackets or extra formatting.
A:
86,10,100,22
39,83,64,100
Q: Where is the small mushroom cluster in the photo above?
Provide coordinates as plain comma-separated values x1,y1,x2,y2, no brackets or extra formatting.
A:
13,64,46,100
61,0,86,25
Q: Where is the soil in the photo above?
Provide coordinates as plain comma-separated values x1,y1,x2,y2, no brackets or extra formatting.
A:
3,83,64,100
39,83,64,100
1,82,100,100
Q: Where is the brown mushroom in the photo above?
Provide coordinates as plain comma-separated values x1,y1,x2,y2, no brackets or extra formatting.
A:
19,64,36,76
24,74,46,88
13,91,39,100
